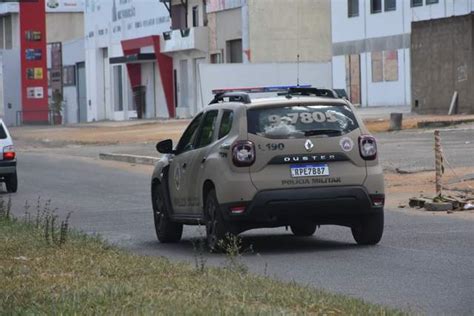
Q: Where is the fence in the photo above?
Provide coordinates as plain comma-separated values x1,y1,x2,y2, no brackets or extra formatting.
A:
434,128,474,195
16,110,59,126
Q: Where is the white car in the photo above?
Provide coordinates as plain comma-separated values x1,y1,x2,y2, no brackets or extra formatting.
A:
0,119,17,193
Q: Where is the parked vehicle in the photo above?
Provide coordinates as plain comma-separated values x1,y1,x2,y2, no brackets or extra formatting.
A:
151,87,384,250
0,119,17,193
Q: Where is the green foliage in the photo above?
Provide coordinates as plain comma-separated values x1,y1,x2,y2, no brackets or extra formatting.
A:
0,197,11,222
50,89,63,114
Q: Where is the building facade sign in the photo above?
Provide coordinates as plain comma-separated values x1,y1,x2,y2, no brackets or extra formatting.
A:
20,0,49,123
85,0,170,47
46,0,84,12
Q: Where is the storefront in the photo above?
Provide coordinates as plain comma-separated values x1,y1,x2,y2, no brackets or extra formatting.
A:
84,0,173,121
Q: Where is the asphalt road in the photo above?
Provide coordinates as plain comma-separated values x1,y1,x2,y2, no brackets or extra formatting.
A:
5,150,474,315
377,125,474,172
16,122,474,173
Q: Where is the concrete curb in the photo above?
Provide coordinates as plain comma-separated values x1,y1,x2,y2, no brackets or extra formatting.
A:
417,118,474,128
99,153,159,165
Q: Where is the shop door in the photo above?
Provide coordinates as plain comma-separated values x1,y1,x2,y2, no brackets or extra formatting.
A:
141,62,156,118
77,62,88,123
179,60,188,109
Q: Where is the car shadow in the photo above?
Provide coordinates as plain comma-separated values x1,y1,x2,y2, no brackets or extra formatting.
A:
139,233,358,257
238,234,358,255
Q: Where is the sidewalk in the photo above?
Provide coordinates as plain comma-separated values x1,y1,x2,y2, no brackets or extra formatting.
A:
9,107,474,145
354,105,412,120
10,118,191,145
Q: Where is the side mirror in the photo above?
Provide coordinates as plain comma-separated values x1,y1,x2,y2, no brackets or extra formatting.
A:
156,139,174,154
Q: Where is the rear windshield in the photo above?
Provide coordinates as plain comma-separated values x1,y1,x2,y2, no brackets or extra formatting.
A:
247,104,358,139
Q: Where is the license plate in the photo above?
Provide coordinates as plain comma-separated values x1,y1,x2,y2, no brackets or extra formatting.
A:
290,164,329,178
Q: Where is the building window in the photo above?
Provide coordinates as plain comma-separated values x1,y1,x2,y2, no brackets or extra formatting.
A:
210,52,222,64
372,50,399,82
371,0,382,13
0,18,4,49
346,54,361,105
426,0,439,4
63,66,76,86
113,66,124,112
192,6,199,27
348,0,359,17
171,4,187,29
4,15,12,49
411,0,423,7
385,0,396,11
383,50,398,81
371,52,383,82
202,0,208,26
226,39,242,63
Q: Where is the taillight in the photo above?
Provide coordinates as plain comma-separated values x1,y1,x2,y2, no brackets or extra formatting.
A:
359,135,377,160
230,205,246,214
232,140,255,167
3,145,15,160
370,194,385,207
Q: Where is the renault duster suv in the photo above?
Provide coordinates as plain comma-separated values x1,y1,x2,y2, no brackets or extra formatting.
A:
152,87,384,250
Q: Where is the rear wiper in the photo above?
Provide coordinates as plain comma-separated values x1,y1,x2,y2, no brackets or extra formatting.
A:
304,129,342,136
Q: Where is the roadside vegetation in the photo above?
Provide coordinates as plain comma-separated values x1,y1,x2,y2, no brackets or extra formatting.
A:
0,199,403,315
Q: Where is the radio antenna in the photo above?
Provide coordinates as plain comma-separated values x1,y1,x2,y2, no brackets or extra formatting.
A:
296,1,300,87
297,54,300,87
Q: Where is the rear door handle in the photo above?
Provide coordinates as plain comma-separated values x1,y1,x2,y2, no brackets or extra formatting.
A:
201,157,207,164
182,163,187,169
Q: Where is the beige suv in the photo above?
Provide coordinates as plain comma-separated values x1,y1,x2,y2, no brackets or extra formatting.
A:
152,87,384,250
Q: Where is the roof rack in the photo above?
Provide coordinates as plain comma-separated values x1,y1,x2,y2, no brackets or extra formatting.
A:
285,87,339,98
208,85,340,105
210,85,312,105
209,92,251,105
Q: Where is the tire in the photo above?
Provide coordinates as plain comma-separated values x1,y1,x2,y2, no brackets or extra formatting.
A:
290,222,317,236
152,183,183,243
5,172,18,193
205,189,230,252
351,211,384,245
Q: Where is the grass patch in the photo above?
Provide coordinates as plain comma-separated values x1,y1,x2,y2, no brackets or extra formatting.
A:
1,213,403,315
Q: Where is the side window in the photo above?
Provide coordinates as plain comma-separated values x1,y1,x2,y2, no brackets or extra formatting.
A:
218,110,234,139
0,124,8,139
196,110,218,149
176,113,203,154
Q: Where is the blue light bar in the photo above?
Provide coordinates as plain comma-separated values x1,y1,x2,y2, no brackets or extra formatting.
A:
212,84,312,95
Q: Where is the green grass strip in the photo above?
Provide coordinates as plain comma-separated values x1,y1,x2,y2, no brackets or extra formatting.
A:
0,218,403,315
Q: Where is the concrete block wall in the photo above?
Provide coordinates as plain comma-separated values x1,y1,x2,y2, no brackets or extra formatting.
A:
411,13,474,114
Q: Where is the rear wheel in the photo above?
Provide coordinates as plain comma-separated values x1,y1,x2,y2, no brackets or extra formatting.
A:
205,189,230,252
290,222,317,236
5,172,17,193
351,212,384,245
152,183,183,243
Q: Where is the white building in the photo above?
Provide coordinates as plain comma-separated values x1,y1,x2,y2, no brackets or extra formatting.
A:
84,0,334,122
331,0,474,107
84,1,173,122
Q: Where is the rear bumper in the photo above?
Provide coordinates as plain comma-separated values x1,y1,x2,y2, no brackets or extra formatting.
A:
221,186,383,226
0,160,16,176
